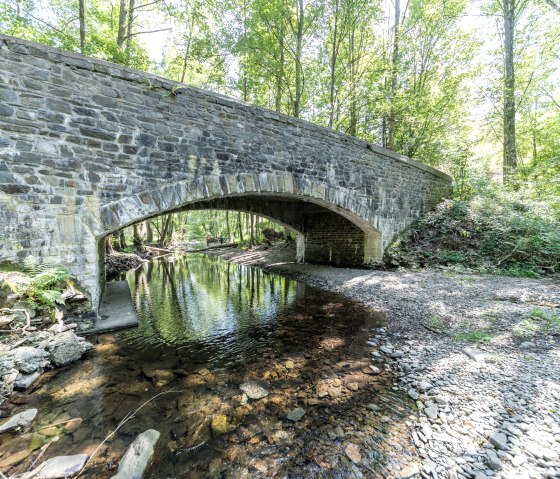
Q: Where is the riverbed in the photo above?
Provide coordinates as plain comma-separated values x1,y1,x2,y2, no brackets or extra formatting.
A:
3,254,418,478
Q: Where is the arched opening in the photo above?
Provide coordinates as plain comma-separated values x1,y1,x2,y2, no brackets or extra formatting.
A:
96,193,382,311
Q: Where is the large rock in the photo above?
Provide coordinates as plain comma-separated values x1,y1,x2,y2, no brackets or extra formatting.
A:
12,346,50,373
111,429,160,479
46,331,92,367
35,454,88,478
0,408,38,433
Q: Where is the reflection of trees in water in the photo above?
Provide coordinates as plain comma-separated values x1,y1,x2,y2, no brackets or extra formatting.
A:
127,254,299,348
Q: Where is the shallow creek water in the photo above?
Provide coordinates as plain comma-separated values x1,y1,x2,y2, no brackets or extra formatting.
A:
4,255,417,478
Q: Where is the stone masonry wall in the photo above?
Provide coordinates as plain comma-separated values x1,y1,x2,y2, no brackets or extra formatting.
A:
0,35,452,308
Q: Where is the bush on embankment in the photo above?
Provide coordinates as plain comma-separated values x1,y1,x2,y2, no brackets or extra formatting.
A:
385,190,560,278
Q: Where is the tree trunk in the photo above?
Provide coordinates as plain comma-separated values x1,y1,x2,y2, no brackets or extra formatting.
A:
275,25,285,113
237,212,244,242
119,230,127,250
386,0,400,150
106,236,115,255
249,214,255,247
226,211,231,241
78,0,86,53
116,0,128,50
17,0,23,17
328,0,339,129
502,0,517,183
146,221,153,243
348,28,357,137
125,0,135,61
133,223,143,250
293,0,304,118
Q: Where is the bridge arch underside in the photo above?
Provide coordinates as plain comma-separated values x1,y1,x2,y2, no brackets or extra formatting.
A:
107,193,382,265
96,188,383,311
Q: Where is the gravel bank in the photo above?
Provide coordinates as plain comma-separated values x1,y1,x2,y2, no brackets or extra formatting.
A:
207,246,560,479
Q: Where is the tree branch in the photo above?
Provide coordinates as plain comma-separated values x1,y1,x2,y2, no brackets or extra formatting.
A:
124,27,171,39
544,0,560,13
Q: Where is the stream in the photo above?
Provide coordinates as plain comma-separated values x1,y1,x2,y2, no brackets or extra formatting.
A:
5,254,417,478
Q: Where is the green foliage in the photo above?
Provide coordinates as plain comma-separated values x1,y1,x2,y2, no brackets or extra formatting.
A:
386,189,560,277
25,267,71,311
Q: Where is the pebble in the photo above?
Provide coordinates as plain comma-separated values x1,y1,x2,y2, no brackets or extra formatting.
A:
345,443,361,463
286,407,306,422
240,380,269,399
489,432,508,451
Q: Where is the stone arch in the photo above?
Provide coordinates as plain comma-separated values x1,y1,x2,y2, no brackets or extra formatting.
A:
91,173,384,308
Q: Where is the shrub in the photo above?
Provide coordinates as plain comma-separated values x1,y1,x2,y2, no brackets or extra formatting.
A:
386,190,560,277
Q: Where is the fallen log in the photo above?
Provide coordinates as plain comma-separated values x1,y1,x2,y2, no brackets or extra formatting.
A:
144,245,173,255
183,242,238,253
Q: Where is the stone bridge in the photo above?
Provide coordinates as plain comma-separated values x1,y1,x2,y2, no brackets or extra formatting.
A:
0,35,452,309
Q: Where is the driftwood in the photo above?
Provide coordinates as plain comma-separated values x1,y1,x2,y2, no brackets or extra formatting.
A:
144,245,173,255
184,242,238,253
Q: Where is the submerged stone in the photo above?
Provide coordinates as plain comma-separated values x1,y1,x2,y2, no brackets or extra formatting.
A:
35,454,88,478
345,443,361,463
286,407,306,422
240,380,269,400
211,415,229,436
111,429,160,479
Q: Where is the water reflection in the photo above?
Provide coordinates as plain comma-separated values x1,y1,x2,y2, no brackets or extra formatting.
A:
126,254,303,365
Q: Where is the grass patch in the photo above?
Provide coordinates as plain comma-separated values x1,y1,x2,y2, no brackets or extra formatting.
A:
515,307,560,337
454,328,494,343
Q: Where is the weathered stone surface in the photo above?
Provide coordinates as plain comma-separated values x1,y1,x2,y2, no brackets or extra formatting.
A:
345,443,361,463
489,432,508,451
35,454,88,478
0,408,38,433
12,346,50,373
46,332,92,367
111,429,160,479
0,35,452,314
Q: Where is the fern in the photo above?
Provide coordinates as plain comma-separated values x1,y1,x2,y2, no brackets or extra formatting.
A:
24,267,71,312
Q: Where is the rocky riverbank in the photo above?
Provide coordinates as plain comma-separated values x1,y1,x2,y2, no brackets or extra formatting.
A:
206,245,560,479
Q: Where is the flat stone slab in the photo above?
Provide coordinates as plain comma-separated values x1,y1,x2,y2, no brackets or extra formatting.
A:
111,429,160,479
36,454,88,478
0,408,37,433
96,281,138,332
462,347,487,362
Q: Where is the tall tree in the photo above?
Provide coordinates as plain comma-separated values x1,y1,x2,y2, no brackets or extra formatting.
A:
501,0,518,183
